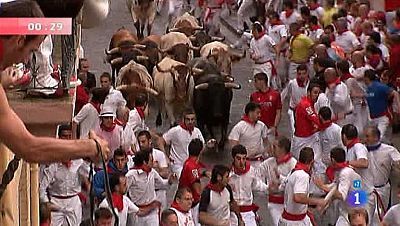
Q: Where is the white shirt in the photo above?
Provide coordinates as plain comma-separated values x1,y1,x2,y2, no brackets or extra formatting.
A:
126,168,169,205
170,207,195,226
94,124,124,156
383,204,400,226
73,103,100,139
39,159,86,203
267,24,288,47
315,92,331,113
163,125,204,167
199,186,232,222
345,77,367,106
282,170,309,215
346,143,374,193
335,31,361,54
310,6,325,19
103,87,127,113
228,120,268,158
335,167,363,223
257,156,297,196
281,79,308,109
326,81,353,115
368,143,400,187
250,34,276,63
307,28,324,42
350,65,371,80
379,43,390,61
229,166,268,206
99,195,139,226
152,148,168,168
122,108,148,152
279,11,301,26
319,123,343,166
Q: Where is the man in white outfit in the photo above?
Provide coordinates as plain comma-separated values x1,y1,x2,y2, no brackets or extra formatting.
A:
100,72,127,114
170,187,196,226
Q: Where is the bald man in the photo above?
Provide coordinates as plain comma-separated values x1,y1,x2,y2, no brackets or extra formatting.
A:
324,68,353,126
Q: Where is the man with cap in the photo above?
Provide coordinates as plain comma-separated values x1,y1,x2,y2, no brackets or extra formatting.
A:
95,106,124,159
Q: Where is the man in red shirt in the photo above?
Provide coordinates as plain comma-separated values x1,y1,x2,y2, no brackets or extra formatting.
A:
179,138,209,225
250,73,282,140
291,83,322,162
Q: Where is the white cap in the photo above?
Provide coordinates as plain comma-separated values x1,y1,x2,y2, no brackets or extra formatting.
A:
99,105,116,118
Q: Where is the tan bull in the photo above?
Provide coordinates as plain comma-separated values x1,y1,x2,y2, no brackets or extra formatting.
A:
160,32,198,64
169,12,203,36
127,0,156,39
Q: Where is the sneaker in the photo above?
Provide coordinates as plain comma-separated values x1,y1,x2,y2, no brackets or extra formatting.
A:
236,29,244,35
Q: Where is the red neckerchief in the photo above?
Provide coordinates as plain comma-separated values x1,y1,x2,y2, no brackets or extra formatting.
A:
292,162,311,175
326,162,349,182
0,39,4,64
207,183,224,193
270,20,283,26
310,25,321,31
233,161,251,175
309,3,319,10
171,201,189,213
62,160,72,168
319,121,332,131
241,115,256,126
327,77,341,87
341,73,353,81
255,31,266,40
346,138,360,149
285,9,294,18
100,122,116,132
111,192,124,212
133,164,152,174
180,122,194,135
296,78,307,87
276,153,292,165
114,118,124,126
90,101,101,114
136,107,145,119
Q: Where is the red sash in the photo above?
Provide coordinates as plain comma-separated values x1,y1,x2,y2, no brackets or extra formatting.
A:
282,209,306,221
268,194,284,204
239,203,259,212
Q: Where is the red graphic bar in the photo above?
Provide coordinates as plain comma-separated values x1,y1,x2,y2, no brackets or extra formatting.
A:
0,18,72,35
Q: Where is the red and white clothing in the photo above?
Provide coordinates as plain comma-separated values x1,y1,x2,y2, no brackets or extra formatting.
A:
94,123,123,157
122,107,148,153
267,23,289,87
319,122,343,167
199,184,234,225
103,87,126,114
170,204,195,226
345,77,369,134
126,168,169,225
99,194,139,226
250,88,282,139
367,143,400,208
383,204,400,226
291,96,322,161
279,10,301,27
281,78,309,136
257,154,297,225
163,125,204,178
335,30,361,54
307,26,324,42
278,165,312,226
39,159,88,226
325,80,354,126
228,118,268,165
309,5,324,19
152,148,169,211
229,162,268,226
73,102,101,139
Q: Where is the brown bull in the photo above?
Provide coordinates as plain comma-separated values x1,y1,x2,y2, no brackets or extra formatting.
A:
200,41,245,75
126,0,156,39
160,32,199,64
132,35,162,75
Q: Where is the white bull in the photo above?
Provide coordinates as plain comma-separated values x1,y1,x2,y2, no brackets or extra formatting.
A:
126,0,156,39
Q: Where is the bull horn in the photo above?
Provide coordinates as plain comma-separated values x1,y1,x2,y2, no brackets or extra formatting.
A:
211,36,225,42
195,83,209,90
105,47,119,55
111,57,123,65
137,55,149,61
194,26,203,30
144,87,159,96
224,82,241,89
189,46,200,51
169,27,180,32
192,67,204,75
133,44,147,49
189,35,196,41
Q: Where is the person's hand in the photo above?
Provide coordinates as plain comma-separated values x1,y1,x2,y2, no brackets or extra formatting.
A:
316,198,329,213
89,130,110,162
313,176,325,189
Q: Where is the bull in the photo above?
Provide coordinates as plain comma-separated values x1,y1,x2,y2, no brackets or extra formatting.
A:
126,0,156,39
193,68,241,150
159,32,199,64
153,57,203,126
132,34,162,75
200,41,246,75
105,28,149,84
116,60,158,109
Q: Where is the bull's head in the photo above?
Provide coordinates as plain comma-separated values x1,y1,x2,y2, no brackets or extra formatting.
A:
156,64,192,101
118,68,145,87
207,47,245,75
160,43,199,64
169,21,203,36
189,31,225,49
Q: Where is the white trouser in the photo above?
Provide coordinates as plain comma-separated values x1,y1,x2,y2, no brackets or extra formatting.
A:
156,189,167,210
278,215,312,226
237,0,255,30
291,133,321,162
134,209,159,226
288,109,295,138
371,115,390,144
350,104,369,134
276,54,289,88
50,196,82,226
192,203,200,226
268,203,284,226
253,61,278,90
372,183,391,226
231,211,257,226
171,163,183,179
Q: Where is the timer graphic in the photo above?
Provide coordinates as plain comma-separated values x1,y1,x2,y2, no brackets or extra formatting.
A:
0,18,72,35
347,179,368,207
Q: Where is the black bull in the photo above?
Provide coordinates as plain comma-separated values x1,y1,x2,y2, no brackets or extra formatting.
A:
193,74,239,150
